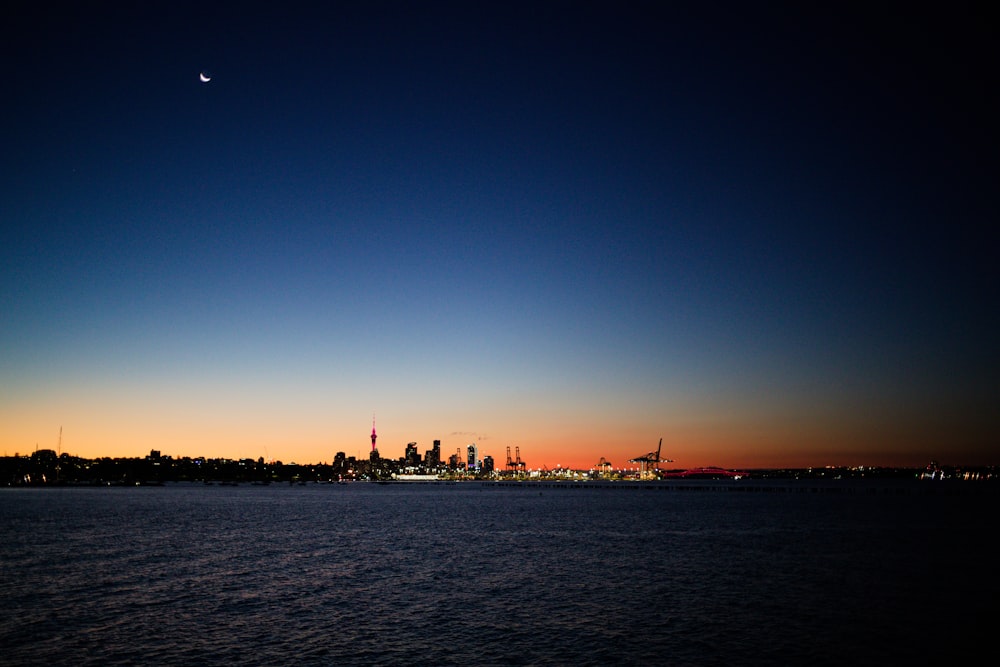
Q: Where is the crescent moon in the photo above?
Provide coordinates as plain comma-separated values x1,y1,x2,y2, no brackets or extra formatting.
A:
199,72,211,83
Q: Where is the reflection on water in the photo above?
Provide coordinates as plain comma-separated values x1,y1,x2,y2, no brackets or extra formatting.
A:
1,482,995,665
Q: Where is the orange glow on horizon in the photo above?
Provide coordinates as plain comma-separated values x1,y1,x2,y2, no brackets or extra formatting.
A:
1,415,985,470
2,384,991,470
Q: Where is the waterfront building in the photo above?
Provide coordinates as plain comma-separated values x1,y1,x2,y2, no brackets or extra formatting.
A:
405,442,420,468
426,439,441,468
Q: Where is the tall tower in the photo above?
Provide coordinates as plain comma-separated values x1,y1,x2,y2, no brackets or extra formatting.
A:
368,413,381,479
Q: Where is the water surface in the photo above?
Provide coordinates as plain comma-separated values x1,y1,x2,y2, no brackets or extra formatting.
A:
1,481,994,665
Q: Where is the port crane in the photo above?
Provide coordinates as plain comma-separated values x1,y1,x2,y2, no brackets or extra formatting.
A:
628,438,672,479
505,446,526,475
594,457,613,476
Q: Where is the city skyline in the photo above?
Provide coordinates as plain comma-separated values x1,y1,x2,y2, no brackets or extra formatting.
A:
3,415,989,472
2,3,996,471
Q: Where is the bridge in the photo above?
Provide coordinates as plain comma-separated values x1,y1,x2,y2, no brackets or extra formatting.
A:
660,467,746,479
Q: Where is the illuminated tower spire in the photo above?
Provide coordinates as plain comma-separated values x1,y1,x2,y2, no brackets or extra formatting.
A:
370,413,377,452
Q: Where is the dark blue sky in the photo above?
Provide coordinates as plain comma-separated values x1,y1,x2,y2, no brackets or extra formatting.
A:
2,1,995,467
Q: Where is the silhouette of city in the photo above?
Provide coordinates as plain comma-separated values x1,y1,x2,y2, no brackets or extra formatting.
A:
2,441,995,487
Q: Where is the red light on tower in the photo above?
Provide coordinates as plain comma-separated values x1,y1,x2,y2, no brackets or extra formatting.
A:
370,414,377,452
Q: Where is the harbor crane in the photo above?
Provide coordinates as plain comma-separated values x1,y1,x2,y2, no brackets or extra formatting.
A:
628,438,673,479
505,446,526,476
594,457,613,477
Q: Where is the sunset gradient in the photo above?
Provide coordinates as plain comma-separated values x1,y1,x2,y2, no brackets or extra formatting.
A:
2,3,995,470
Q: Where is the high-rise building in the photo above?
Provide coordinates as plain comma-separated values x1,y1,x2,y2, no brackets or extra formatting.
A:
467,443,478,471
482,455,494,474
405,442,420,468
426,439,441,468
333,451,346,476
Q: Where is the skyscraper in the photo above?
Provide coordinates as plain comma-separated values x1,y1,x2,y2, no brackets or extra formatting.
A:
405,442,420,468
426,439,441,468
467,443,478,471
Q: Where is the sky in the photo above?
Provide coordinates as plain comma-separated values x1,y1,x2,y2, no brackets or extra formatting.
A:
1,1,996,470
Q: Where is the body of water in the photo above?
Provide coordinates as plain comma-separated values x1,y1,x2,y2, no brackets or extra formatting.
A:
1,480,995,665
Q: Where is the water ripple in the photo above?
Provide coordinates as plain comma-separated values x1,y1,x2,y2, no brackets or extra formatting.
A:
2,483,995,665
